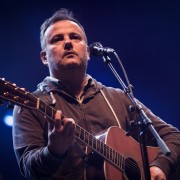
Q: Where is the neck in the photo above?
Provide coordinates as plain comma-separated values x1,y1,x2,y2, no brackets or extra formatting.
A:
51,69,87,98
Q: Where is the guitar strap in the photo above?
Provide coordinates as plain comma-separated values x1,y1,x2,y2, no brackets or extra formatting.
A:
100,89,122,128
33,89,54,105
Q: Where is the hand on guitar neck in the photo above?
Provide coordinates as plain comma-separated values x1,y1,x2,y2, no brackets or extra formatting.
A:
47,110,76,157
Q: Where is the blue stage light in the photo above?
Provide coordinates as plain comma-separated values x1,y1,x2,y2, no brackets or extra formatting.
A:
3,111,13,127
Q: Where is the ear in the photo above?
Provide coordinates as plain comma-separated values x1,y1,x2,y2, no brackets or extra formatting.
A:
40,51,48,65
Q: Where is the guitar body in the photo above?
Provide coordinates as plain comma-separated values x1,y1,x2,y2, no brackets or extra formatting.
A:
105,127,159,180
86,126,158,180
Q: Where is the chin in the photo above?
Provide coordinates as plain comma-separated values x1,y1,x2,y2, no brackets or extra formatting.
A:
63,61,81,69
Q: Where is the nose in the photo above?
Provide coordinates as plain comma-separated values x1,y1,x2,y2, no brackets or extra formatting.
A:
64,40,73,50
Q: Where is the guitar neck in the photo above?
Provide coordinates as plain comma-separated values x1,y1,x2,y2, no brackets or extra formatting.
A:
37,99,126,171
0,77,126,173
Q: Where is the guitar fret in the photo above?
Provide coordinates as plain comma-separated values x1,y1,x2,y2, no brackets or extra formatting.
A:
116,151,119,166
112,149,115,163
115,150,118,164
115,151,118,165
122,156,125,170
118,153,121,168
85,131,89,144
89,134,93,147
38,100,56,120
80,128,84,140
97,139,100,152
104,144,107,157
118,155,122,167
75,125,81,139
83,130,86,142
111,149,113,162
82,129,85,141
108,147,111,160
119,154,125,170
109,147,112,160
106,146,109,159
118,154,121,168
96,139,98,151
97,140,100,151
100,142,104,154
39,101,46,113
110,148,113,161
92,137,96,149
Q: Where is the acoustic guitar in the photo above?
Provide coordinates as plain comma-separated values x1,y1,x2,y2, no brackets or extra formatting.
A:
0,78,179,179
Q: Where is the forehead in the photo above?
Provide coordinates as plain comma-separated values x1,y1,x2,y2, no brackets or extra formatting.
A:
44,20,85,38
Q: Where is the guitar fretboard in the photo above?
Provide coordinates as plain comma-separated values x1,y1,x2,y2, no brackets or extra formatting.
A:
38,99,126,171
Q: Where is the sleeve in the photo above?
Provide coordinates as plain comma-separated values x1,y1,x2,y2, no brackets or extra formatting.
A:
137,101,180,179
12,105,66,179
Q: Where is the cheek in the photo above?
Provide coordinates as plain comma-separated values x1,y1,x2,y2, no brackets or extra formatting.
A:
47,47,62,60
79,44,89,59
85,48,90,61
84,52,90,62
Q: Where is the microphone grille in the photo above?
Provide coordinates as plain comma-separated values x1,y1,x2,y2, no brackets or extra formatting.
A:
89,42,103,56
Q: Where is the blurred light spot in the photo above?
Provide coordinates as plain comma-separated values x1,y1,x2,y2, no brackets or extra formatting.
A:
3,112,13,127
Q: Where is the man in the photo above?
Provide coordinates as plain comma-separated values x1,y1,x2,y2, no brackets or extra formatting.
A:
13,8,180,179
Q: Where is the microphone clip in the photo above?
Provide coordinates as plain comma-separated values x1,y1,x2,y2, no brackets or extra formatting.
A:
90,42,115,57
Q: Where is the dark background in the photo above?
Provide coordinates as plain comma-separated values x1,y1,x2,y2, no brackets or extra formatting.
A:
0,0,180,179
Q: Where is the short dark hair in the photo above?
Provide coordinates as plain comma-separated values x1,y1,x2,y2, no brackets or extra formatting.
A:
40,8,87,50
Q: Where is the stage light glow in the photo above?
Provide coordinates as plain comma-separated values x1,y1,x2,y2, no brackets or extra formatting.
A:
3,111,13,127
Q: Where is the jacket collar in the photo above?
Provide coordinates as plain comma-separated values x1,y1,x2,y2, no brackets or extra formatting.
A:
37,74,104,97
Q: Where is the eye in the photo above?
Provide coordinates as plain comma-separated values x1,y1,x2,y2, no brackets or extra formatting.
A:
70,33,81,40
50,35,63,44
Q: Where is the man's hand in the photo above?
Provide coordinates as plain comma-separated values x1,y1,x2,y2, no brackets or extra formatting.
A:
48,110,75,156
150,166,166,180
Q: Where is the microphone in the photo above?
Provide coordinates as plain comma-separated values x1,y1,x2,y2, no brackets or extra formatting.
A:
89,42,115,56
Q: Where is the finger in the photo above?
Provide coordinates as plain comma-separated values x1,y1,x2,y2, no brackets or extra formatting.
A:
63,118,75,134
54,110,62,129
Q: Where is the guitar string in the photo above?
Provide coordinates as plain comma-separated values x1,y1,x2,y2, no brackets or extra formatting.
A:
8,88,143,176
75,126,142,176
20,94,143,175
3,80,147,178
41,100,143,175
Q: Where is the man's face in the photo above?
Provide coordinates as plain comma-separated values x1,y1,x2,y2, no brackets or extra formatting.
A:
41,20,90,73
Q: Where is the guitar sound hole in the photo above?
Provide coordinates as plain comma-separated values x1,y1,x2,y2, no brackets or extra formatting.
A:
124,158,141,180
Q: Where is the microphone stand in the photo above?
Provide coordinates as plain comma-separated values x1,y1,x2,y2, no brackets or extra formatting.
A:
101,53,171,180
